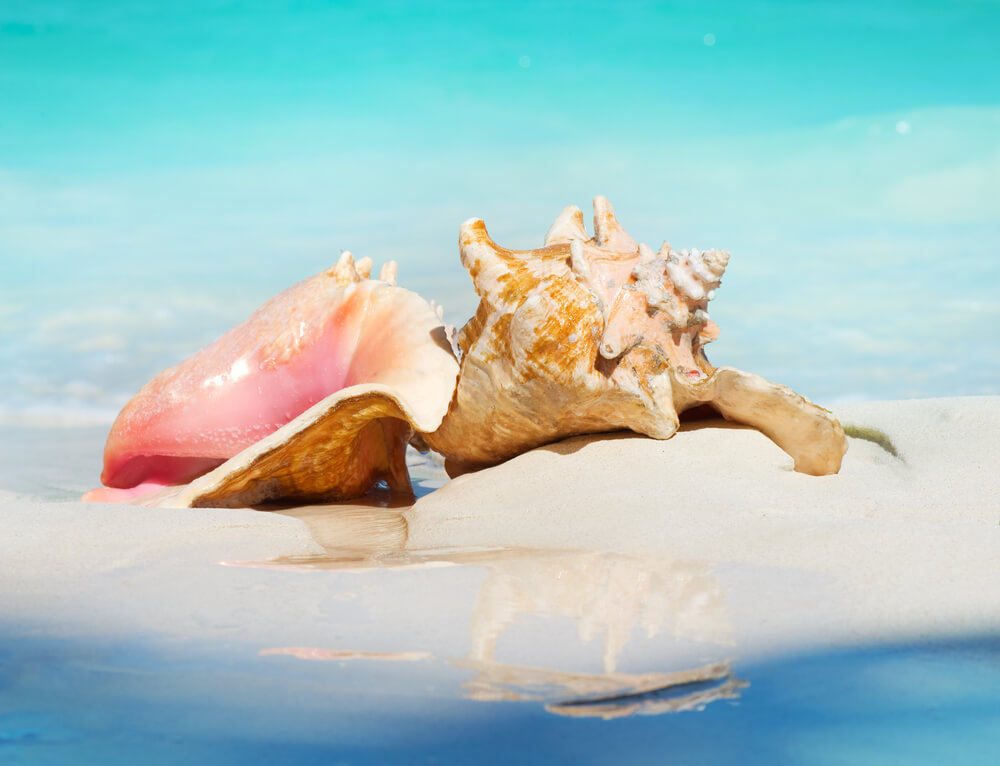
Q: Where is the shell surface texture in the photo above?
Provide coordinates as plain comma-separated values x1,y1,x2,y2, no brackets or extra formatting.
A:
424,196,847,477
85,253,459,507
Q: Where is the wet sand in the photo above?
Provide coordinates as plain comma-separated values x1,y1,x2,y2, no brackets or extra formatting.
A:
3,396,998,670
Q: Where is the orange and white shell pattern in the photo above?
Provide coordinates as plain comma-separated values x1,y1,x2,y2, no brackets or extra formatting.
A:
425,197,846,476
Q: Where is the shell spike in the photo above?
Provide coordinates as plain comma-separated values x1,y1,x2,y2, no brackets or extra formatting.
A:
355,256,373,279
544,205,588,245
459,218,496,248
379,261,398,285
330,250,359,285
592,196,638,252
459,218,507,279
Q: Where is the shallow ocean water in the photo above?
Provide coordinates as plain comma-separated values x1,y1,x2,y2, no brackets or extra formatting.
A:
2,1,999,762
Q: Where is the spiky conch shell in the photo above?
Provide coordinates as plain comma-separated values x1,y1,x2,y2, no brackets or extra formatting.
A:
86,253,459,507
424,197,847,476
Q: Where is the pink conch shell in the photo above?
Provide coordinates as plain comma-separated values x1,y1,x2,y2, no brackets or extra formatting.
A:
424,196,847,476
86,253,458,505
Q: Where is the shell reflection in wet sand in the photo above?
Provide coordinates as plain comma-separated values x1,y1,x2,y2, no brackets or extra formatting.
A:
467,550,733,673
234,500,747,719
457,659,747,720
260,647,430,662
546,667,747,720
458,550,743,716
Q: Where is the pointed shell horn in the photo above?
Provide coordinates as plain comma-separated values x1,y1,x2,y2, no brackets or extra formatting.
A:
638,242,657,264
355,256,373,279
544,205,588,245
459,218,506,281
379,261,398,285
330,251,359,285
592,196,638,252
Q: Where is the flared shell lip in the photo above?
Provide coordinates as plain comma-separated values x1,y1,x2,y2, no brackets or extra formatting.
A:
160,379,456,509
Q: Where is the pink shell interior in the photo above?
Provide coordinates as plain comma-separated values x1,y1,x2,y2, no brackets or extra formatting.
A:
92,271,420,497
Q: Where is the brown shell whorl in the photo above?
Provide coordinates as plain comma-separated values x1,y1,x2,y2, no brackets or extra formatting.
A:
427,195,846,476
425,196,729,474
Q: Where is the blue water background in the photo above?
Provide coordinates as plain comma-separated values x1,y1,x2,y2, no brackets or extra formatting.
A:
1,0,998,427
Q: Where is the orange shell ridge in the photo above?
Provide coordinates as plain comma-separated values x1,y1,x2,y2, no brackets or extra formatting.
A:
425,196,847,477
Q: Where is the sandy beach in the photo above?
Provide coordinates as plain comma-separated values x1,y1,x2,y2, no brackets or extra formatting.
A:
3,395,999,761
4,396,998,655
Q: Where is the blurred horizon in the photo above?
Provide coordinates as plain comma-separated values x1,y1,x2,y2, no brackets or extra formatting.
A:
2,0,998,425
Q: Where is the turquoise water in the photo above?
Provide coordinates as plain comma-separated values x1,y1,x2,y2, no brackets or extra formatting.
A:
2,0,999,424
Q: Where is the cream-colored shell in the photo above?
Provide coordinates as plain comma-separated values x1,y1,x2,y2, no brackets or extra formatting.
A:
425,197,846,476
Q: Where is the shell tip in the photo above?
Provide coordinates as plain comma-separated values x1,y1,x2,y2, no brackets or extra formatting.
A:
355,256,373,279
329,250,360,285
544,205,587,245
379,261,398,285
592,196,638,252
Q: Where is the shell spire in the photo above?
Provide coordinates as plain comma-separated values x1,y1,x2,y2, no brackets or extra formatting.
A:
664,247,730,303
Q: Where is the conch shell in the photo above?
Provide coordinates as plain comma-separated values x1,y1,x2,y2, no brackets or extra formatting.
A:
85,253,459,505
87,197,846,508
424,196,846,476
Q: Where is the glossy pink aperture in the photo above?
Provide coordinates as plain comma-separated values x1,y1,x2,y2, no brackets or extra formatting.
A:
94,271,404,494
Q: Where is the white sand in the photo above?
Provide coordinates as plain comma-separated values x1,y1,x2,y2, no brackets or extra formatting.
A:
2,396,998,671
407,397,1000,650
